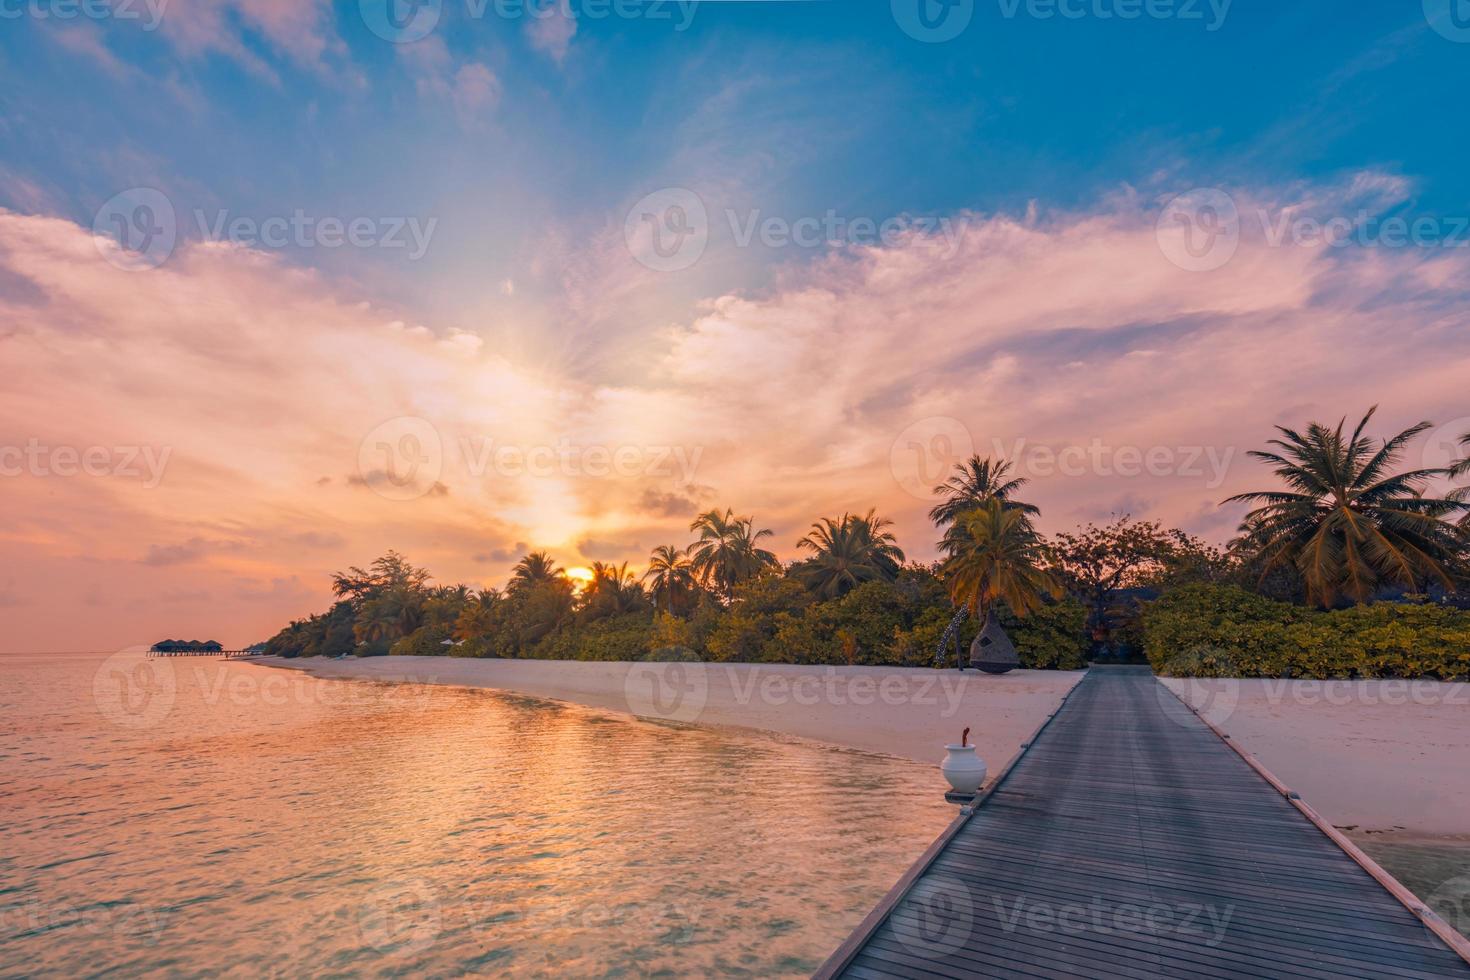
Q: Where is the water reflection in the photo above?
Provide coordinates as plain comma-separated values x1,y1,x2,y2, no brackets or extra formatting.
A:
1,654,952,976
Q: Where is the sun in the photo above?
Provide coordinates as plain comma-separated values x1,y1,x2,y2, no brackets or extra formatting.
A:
566,566,595,591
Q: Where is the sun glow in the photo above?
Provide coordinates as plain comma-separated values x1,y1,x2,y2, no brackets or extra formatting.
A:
566,566,595,591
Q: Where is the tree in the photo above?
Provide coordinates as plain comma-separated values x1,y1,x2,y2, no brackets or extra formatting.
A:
642,545,698,615
940,498,1059,623
687,508,779,601
929,456,1039,529
1225,407,1465,607
509,551,565,593
510,578,575,647
332,551,431,605
1046,516,1226,649
454,589,502,641
1452,431,1470,529
793,510,906,599
581,562,651,620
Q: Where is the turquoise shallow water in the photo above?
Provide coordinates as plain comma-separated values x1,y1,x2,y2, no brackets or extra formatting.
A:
0,652,952,977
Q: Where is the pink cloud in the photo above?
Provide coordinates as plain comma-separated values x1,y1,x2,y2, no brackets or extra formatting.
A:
3,175,1469,650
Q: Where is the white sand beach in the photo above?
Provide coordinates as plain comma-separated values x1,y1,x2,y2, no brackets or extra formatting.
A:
253,656,1085,773
1161,677,1470,840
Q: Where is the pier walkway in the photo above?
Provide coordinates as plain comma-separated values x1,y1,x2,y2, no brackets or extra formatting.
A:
818,666,1470,979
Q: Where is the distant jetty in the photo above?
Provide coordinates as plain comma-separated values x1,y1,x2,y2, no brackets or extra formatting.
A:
148,639,266,658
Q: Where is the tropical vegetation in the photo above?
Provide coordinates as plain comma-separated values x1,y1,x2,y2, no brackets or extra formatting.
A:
262,407,1470,679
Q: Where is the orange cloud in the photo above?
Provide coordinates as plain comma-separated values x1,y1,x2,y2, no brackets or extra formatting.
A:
2,177,1468,650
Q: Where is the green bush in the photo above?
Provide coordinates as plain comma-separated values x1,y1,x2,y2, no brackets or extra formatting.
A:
1143,584,1470,680
388,625,453,657
532,612,657,661
1001,599,1090,670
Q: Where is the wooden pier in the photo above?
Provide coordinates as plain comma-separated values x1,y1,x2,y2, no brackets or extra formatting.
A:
817,665,1470,979
146,649,263,658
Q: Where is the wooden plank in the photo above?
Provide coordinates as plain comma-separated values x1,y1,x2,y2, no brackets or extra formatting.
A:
823,666,1470,979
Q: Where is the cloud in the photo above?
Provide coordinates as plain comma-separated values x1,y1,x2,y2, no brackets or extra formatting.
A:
155,0,344,80
4,171,1470,649
637,486,714,518
473,541,530,564
140,540,209,566
400,39,500,130
576,536,641,561
525,0,577,64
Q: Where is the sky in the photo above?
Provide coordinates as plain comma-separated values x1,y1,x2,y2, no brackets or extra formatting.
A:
2,0,1470,651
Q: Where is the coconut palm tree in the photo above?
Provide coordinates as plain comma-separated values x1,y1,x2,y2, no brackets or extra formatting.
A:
642,545,698,615
1451,432,1470,528
454,588,502,641
929,456,1039,529
687,508,779,600
1225,407,1465,607
582,562,650,619
509,551,564,593
794,510,906,599
940,499,1059,622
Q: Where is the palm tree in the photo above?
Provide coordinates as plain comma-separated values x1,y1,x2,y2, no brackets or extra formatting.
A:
688,508,779,601
929,456,1039,529
794,510,906,599
642,545,698,615
582,562,650,619
509,551,564,592
1225,407,1465,607
454,588,501,641
940,499,1059,622
1451,432,1470,528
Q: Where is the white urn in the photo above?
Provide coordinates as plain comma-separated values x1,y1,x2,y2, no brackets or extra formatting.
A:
941,744,988,795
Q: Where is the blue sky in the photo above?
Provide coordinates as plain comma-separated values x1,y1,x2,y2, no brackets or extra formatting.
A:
4,1,1466,331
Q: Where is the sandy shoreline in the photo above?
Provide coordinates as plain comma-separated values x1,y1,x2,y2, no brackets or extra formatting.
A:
249,656,1469,847
1161,677,1470,841
251,655,1085,775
